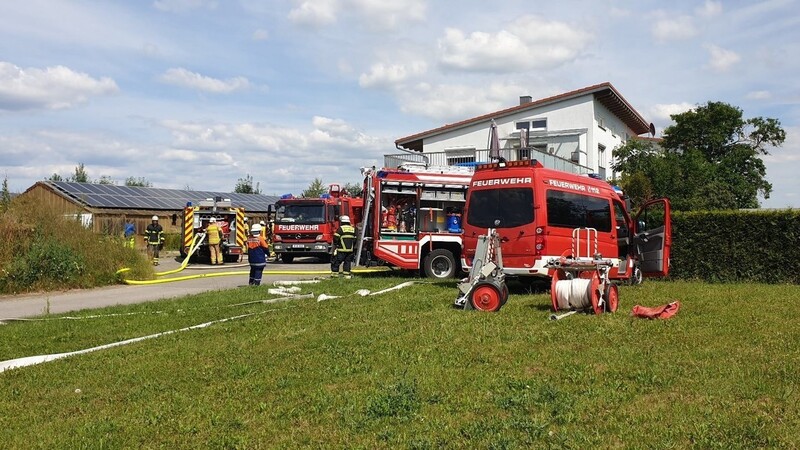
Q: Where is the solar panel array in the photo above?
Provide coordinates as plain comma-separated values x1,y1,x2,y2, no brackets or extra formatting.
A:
47,181,279,212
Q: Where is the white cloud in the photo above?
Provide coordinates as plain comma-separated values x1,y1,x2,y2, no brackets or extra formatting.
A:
287,0,425,30
746,90,772,100
397,81,528,121
348,0,426,29
705,44,741,72
153,0,217,12
610,7,631,18
652,16,697,42
158,68,251,94
650,102,695,122
358,61,427,89
252,29,269,41
0,62,118,111
288,0,338,27
438,16,591,73
696,0,723,17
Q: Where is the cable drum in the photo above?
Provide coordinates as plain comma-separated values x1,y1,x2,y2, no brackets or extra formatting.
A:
553,278,593,310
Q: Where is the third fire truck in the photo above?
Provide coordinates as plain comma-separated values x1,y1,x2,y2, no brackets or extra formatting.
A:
355,164,473,278
272,185,364,263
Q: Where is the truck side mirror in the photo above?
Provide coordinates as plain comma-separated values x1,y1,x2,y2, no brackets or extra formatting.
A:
638,220,646,232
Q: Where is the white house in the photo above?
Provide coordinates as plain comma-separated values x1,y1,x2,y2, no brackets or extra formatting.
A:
391,82,654,179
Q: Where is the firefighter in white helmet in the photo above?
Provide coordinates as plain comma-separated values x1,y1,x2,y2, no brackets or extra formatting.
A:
206,217,223,265
144,215,164,265
246,223,270,285
331,215,356,278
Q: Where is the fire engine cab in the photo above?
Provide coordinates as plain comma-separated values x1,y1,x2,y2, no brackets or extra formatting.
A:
355,164,473,278
272,185,364,263
181,197,247,263
462,159,671,283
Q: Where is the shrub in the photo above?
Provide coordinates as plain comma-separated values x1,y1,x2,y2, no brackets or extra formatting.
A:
0,196,154,294
670,209,800,283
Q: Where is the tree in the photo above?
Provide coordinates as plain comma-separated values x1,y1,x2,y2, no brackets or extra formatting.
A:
342,182,363,197
70,163,90,183
613,101,785,210
0,175,11,212
125,177,152,187
46,173,64,182
234,174,261,194
301,177,326,198
97,175,116,185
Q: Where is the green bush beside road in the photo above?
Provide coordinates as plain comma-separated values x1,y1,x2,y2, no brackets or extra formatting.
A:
0,197,153,294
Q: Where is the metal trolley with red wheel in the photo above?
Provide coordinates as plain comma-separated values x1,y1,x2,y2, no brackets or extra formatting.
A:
454,224,509,312
546,228,620,320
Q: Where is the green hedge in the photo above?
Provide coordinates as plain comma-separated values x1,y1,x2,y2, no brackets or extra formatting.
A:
670,209,800,283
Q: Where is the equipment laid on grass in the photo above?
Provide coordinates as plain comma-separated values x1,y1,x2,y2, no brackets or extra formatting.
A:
454,224,508,312
632,301,681,319
545,228,619,316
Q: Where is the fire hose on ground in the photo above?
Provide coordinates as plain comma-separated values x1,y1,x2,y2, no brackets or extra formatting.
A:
116,234,391,285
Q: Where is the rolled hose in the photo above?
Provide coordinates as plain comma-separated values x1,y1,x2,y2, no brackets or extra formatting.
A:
117,235,390,285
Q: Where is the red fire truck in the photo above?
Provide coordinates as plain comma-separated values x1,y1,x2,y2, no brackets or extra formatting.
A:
355,164,473,278
461,159,671,284
272,185,364,263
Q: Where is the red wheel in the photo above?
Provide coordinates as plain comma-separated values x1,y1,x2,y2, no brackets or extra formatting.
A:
550,269,565,312
605,284,619,313
470,282,503,312
588,272,602,315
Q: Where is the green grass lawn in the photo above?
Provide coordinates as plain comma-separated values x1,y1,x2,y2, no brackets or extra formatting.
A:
1,277,799,449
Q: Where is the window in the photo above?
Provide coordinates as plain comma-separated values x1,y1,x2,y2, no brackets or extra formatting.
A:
598,144,607,180
467,188,534,229
546,190,612,232
517,119,546,130
597,117,606,130
276,202,326,224
447,154,476,166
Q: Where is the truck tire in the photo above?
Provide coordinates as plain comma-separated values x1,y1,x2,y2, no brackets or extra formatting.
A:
281,254,294,264
423,249,456,279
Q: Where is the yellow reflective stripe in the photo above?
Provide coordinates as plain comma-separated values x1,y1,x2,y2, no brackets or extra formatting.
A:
183,207,194,249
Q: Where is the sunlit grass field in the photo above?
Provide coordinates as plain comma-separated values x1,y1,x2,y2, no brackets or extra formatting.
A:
2,277,799,448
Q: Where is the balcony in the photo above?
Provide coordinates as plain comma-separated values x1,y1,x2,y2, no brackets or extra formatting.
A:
384,147,592,175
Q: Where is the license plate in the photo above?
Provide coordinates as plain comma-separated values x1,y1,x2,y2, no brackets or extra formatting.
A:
292,244,306,248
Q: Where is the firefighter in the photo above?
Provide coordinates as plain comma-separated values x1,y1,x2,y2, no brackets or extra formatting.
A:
247,223,270,285
206,217,224,265
144,215,164,265
243,216,250,235
123,220,136,249
330,215,356,278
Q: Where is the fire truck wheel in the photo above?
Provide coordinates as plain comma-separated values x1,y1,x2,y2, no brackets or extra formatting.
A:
500,283,509,306
630,265,643,285
281,254,294,264
423,249,456,279
470,282,504,312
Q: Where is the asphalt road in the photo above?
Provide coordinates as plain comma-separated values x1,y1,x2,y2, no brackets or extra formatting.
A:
0,255,330,320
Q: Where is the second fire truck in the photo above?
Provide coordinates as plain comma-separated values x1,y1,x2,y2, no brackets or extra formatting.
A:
355,164,473,278
272,185,364,263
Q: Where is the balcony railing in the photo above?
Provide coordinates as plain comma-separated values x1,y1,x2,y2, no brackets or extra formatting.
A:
384,147,592,175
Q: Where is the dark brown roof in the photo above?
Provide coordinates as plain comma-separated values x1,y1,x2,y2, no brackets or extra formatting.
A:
395,82,650,151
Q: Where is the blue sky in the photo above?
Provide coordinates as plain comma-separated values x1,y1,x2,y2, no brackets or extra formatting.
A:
1,0,798,207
